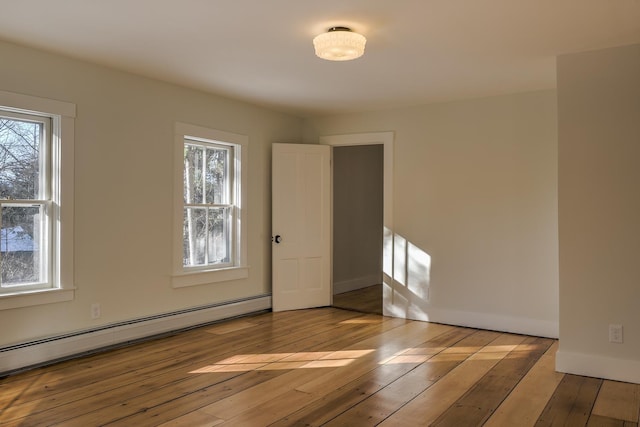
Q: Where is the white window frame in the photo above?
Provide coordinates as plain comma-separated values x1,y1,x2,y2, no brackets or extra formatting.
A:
172,122,248,288
0,90,75,310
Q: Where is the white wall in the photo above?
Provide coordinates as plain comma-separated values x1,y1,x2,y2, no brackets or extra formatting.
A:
305,90,559,337
556,43,640,384
0,40,302,347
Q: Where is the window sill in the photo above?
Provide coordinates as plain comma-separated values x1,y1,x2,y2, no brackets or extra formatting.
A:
171,266,249,288
0,288,75,310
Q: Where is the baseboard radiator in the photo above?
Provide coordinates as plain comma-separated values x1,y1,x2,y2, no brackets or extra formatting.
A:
0,294,271,376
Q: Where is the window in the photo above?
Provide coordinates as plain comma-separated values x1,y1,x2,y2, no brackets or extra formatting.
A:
183,141,234,268
0,111,51,292
173,123,247,288
0,90,75,309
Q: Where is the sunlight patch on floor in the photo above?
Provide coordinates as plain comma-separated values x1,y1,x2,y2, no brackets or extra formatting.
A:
380,342,530,365
189,349,375,373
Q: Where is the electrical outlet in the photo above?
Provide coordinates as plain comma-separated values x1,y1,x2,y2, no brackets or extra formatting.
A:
609,324,623,343
91,303,101,320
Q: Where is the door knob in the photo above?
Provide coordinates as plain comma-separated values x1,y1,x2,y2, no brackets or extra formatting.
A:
273,235,282,244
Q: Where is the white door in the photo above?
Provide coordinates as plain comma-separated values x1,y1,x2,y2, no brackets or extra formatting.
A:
272,143,331,312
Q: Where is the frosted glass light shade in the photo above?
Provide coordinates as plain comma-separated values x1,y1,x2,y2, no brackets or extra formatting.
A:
313,28,366,61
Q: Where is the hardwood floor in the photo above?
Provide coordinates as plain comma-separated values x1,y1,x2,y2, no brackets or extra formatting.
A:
1,308,639,426
333,284,382,315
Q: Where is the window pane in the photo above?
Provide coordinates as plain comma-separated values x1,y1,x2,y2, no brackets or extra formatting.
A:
207,207,231,264
183,207,206,266
183,144,203,204
0,117,43,200
183,206,232,268
205,147,229,204
1,205,45,286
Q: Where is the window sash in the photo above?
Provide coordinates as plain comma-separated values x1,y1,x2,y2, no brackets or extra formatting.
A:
184,141,233,206
182,138,237,270
182,205,235,270
0,110,53,293
0,200,51,290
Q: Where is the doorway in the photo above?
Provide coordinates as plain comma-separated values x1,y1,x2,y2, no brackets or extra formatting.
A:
331,144,383,314
320,131,394,316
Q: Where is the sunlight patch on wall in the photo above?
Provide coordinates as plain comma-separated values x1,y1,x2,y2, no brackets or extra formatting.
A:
383,226,394,278
393,233,431,300
384,231,432,320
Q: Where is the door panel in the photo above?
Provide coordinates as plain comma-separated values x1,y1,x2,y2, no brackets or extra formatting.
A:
272,143,331,311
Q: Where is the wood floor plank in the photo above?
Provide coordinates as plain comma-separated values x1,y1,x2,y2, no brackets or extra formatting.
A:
203,320,259,335
270,368,411,427
0,308,341,407
1,334,217,410
586,414,628,427
194,320,445,424
11,366,250,426
317,327,476,427
484,341,564,427
262,327,476,427
333,284,382,315
377,331,510,427
1,309,369,425
67,320,393,425
293,321,453,395
431,336,554,426
1,323,294,422
94,314,404,426
102,370,283,427
592,380,640,423
211,326,450,427
60,311,406,426
194,364,323,421
535,374,603,426
183,320,445,426
157,411,224,427
0,329,194,382
0,327,204,401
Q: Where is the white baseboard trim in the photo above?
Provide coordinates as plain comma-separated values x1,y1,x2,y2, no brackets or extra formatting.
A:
334,274,381,294
384,301,558,338
0,295,271,375
556,349,640,385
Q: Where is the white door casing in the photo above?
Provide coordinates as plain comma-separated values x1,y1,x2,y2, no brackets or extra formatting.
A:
272,143,331,312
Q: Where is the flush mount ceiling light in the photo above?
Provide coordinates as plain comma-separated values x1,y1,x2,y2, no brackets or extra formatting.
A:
313,27,366,61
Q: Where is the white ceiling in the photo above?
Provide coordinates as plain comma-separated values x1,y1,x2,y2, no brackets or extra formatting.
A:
1,1,640,117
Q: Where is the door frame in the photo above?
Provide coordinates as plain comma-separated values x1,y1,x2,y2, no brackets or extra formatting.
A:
320,132,394,315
